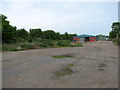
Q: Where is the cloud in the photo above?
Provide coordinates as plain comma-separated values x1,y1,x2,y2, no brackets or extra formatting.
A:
0,2,118,35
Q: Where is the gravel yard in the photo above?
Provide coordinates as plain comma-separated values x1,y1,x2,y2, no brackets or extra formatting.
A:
2,41,118,88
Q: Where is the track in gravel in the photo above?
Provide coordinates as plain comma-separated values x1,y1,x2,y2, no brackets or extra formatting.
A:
2,41,118,88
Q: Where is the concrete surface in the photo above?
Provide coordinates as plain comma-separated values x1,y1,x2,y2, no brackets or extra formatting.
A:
2,41,118,88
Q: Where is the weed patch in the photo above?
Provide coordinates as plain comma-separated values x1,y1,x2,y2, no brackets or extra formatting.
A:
2,40,83,52
54,64,74,77
69,64,74,67
53,54,73,58
112,38,120,46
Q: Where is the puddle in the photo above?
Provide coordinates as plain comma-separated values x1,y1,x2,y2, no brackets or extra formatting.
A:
98,63,106,70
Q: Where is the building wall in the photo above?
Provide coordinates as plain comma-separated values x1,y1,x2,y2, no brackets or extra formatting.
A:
89,37,96,42
73,37,96,42
79,37,85,42
73,37,79,42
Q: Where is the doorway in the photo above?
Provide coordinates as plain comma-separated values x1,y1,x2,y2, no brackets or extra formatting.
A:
85,37,89,42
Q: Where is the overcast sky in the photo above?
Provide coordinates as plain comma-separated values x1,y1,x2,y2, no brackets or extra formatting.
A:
0,0,118,35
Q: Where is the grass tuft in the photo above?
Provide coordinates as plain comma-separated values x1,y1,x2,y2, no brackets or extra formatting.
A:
69,64,74,67
55,67,73,77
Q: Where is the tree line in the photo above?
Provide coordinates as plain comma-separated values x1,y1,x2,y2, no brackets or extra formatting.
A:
1,14,77,44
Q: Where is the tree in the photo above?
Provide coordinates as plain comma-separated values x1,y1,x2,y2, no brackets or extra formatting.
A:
16,28,29,41
64,32,69,40
55,32,61,40
109,29,117,40
96,34,106,40
30,28,43,38
43,30,57,40
60,33,77,40
2,14,17,43
2,14,79,43
109,22,120,40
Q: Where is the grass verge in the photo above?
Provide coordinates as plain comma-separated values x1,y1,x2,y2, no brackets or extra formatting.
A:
2,40,83,52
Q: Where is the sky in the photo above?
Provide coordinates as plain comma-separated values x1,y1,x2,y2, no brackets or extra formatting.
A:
0,0,118,35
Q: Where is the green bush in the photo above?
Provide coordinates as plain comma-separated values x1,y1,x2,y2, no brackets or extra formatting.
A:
3,42,38,51
2,39,83,52
34,39,56,47
19,43,35,50
57,40,71,46
69,45,74,47
112,38,120,45
2,47,17,51
43,40,55,47
73,44,83,47
37,44,47,47
16,38,28,43
2,44,18,51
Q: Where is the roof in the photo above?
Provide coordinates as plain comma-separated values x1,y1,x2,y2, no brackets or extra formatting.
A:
73,34,96,38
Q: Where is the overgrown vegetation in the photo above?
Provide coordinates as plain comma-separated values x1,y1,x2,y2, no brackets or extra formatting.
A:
96,34,106,41
112,38,120,45
1,14,83,51
2,39,83,51
69,64,74,67
54,64,74,77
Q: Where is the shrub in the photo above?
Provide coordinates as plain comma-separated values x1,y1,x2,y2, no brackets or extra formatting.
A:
37,44,47,47
34,39,56,47
2,44,18,51
43,40,55,47
74,44,83,47
19,43,35,50
69,43,83,47
112,38,119,45
16,38,28,43
57,40,71,46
